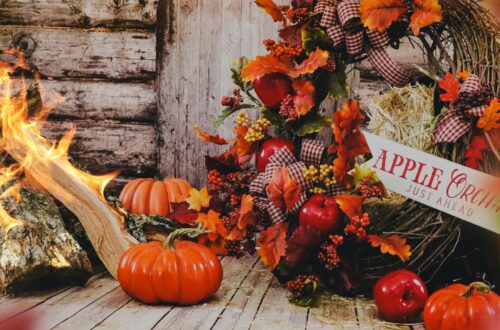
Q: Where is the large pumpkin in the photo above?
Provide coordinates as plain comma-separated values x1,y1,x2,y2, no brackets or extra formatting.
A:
117,228,223,305
424,282,500,330
119,178,191,216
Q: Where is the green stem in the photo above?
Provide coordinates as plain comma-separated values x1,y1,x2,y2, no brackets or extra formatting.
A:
463,281,491,297
163,225,209,250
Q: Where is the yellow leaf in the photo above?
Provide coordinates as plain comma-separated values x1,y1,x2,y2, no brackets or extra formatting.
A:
186,187,211,211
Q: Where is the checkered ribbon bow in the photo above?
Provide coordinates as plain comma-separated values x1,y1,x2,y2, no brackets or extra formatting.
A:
433,74,488,143
314,0,410,86
250,139,342,224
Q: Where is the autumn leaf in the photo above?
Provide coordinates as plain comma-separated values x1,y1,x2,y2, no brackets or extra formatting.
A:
410,0,443,35
266,167,302,211
226,194,255,240
292,78,315,116
279,25,305,47
241,55,294,82
255,0,286,23
233,125,259,163
196,210,227,241
257,223,288,269
368,234,412,261
198,235,228,256
186,187,211,211
438,72,460,103
290,49,329,78
464,135,487,170
168,202,198,225
205,153,241,174
335,194,364,220
193,125,230,145
285,225,322,267
456,70,470,81
359,0,407,33
477,98,500,131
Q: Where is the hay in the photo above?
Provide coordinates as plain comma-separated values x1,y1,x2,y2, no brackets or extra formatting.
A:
366,84,436,153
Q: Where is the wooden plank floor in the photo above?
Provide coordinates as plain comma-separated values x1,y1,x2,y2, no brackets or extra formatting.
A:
0,256,425,329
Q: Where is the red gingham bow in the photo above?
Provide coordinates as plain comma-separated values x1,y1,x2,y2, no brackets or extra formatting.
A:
314,0,410,87
433,74,488,143
250,139,344,224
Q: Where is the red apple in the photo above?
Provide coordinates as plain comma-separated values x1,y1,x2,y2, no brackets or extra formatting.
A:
256,138,296,173
253,73,293,109
299,195,342,234
374,270,428,323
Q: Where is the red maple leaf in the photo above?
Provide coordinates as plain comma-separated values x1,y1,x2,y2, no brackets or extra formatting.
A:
438,72,460,103
464,135,487,170
168,202,198,225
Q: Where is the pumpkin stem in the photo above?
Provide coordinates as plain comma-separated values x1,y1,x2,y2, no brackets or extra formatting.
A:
164,225,209,250
463,281,492,297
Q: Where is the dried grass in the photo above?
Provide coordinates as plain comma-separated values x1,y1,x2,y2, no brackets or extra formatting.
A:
366,84,436,153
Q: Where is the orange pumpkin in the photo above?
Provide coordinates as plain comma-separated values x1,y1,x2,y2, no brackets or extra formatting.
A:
119,178,192,216
424,282,500,330
117,228,223,305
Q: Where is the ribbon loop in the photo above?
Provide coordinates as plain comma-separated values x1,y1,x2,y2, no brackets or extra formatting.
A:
433,74,489,143
315,0,410,87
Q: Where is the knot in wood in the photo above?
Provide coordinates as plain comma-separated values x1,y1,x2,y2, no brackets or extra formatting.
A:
12,33,37,58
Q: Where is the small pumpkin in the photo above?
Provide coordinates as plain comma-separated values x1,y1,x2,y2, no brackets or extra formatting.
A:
119,178,192,216
118,227,223,305
424,282,500,330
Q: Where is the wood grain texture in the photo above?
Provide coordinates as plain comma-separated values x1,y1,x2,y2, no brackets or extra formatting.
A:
0,0,158,29
0,26,156,80
157,0,285,186
42,120,158,175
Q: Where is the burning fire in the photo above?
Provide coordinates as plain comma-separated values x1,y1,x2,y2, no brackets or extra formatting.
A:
0,50,120,233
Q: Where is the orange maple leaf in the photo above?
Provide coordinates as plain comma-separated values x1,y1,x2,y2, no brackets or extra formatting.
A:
255,0,286,23
198,235,228,256
193,125,230,145
477,98,500,131
359,0,407,33
410,0,443,35
241,55,294,82
266,167,302,211
438,72,460,104
292,78,316,116
368,234,412,261
226,194,255,240
330,100,370,187
257,223,288,269
290,49,329,78
456,70,470,81
196,210,228,241
233,125,259,163
335,194,364,220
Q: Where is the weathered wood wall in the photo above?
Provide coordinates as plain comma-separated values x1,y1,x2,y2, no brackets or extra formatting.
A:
0,0,159,190
0,0,426,188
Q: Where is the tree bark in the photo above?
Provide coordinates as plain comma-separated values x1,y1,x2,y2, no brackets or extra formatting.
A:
0,184,92,293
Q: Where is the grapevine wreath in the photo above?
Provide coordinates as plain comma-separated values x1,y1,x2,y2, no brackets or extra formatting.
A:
122,0,499,304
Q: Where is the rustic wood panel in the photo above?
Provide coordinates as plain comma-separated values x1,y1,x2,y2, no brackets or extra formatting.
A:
157,0,285,186
0,26,156,80
12,78,156,122
0,0,157,29
42,120,157,175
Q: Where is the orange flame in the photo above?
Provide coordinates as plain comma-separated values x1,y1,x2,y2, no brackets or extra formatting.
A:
0,50,119,234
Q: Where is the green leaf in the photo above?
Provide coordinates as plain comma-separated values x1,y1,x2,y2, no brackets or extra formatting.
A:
260,107,283,127
326,57,347,99
302,28,332,54
231,57,253,92
294,113,330,137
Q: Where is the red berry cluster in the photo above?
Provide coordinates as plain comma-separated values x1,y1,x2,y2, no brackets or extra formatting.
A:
221,208,240,230
221,89,243,110
344,212,370,240
207,169,255,195
323,57,337,72
318,235,344,270
224,231,256,258
263,39,303,58
286,275,320,298
284,7,310,24
279,94,299,121
356,178,385,198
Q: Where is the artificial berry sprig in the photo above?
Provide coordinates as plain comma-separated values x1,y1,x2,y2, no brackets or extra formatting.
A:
344,212,370,241
303,164,336,194
318,235,344,270
221,88,243,110
356,178,385,198
245,118,272,142
263,39,303,58
279,95,299,121
235,112,250,126
286,275,320,298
